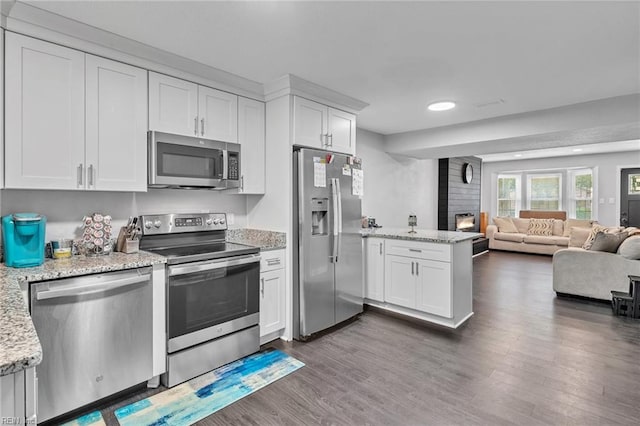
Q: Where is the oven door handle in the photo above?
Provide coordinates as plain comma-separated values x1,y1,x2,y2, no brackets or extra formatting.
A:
168,254,261,277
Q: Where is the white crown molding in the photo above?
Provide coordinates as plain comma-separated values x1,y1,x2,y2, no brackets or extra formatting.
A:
264,74,369,113
2,1,265,100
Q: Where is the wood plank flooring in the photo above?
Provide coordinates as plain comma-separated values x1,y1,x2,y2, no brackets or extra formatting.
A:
89,251,640,425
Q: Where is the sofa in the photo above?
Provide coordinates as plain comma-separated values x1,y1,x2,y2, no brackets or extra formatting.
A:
486,210,572,255
553,243,640,300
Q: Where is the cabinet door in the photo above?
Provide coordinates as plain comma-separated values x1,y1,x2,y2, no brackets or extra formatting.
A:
198,86,238,142
85,55,148,192
260,268,285,337
148,72,198,137
5,33,85,190
237,97,265,194
293,96,327,148
415,260,452,318
365,239,385,302
384,255,416,309
327,108,356,155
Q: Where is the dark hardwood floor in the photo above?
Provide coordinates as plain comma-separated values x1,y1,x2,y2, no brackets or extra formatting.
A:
93,251,640,425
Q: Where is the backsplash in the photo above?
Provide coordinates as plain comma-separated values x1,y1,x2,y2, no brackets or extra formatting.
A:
0,189,249,242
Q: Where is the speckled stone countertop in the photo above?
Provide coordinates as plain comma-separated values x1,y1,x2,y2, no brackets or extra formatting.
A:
0,251,166,377
361,228,483,243
226,228,286,251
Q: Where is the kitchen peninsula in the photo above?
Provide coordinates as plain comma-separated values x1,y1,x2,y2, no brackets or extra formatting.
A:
363,228,481,328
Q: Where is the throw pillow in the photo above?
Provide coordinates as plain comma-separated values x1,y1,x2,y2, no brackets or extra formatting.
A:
588,231,627,253
562,218,592,237
582,225,626,250
569,227,592,248
493,217,518,233
618,236,640,260
526,218,554,236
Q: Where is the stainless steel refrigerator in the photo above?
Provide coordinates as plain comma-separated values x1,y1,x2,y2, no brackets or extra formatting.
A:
293,147,363,340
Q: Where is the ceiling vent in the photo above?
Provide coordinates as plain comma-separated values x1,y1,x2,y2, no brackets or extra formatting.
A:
473,98,505,108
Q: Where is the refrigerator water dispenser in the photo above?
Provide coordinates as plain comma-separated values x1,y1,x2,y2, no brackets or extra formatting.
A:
311,198,328,235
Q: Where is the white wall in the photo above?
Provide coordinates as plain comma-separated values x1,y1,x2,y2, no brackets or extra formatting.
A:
357,128,438,229
0,189,248,241
481,150,640,225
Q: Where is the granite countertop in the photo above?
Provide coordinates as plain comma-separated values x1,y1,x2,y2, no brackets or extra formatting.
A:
226,228,286,251
0,251,166,377
361,228,483,243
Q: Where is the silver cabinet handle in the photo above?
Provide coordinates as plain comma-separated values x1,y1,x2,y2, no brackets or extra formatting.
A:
88,164,94,187
77,164,84,187
379,242,383,255
411,261,414,275
322,133,328,146
266,258,280,266
409,249,422,253
194,117,198,135
260,277,265,296
416,262,419,276
240,176,244,191
201,118,205,136
328,133,333,146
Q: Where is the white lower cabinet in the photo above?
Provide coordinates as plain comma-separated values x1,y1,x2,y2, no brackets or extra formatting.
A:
259,249,286,343
0,368,37,424
369,237,473,328
365,238,385,302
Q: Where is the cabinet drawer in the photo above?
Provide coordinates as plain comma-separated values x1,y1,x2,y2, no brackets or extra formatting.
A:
260,249,285,272
385,239,451,262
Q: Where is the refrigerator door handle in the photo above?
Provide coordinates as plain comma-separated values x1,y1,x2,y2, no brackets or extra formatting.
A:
335,178,343,262
331,178,339,263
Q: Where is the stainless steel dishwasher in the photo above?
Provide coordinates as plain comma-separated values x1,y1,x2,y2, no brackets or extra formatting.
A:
30,267,153,422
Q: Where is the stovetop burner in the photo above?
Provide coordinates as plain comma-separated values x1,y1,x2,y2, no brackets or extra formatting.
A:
145,242,258,265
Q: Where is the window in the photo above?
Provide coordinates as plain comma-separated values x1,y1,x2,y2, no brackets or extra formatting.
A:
497,175,521,217
527,174,562,210
569,169,593,219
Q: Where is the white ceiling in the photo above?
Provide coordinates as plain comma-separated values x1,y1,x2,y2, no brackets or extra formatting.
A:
24,0,640,137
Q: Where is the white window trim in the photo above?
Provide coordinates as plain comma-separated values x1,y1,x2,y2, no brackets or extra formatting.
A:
568,168,594,219
496,174,522,217
526,173,563,210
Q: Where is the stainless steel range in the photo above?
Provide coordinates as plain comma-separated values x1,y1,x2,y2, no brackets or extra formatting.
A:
139,212,260,387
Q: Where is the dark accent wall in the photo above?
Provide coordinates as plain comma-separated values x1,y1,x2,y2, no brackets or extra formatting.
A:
438,156,482,232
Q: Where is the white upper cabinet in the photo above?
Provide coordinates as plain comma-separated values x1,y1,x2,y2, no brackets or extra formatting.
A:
327,107,356,155
85,55,148,192
293,96,356,155
5,33,148,191
199,86,238,142
149,72,238,142
5,32,85,190
293,96,327,148
237,97,265,194
148,72,198,137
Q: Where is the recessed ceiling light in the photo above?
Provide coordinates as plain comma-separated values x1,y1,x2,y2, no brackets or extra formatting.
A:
427,101,456,111
572,148,583,152
514,154,522,157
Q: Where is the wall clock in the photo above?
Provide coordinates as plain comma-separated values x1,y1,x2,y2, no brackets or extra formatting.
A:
463,163,473,184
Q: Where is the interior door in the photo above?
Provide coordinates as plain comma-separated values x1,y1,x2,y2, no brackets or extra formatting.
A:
297,148,335,337
620,168,640,227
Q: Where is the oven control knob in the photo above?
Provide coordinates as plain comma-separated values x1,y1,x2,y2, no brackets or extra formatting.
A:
205,218,213,226
219,218,226,225
153,220,162,228
213,218,220,225
144,220,153,229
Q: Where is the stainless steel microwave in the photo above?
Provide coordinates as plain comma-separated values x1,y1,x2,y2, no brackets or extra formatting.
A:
148,131,240,189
